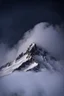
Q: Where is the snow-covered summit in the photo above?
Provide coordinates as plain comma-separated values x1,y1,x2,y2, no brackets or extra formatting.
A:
0,42,60,77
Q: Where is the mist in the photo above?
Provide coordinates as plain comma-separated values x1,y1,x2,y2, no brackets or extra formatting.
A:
0,22,64,96
17,22,64,60
0,43,17,67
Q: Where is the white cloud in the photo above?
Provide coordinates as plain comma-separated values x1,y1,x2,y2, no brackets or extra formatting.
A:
0,71,64,96
17,22,64,60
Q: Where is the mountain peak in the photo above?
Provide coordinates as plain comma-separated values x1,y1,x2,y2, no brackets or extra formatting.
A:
0,43,57,77
26,43,37,54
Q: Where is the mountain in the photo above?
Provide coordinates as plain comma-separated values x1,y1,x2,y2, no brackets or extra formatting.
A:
0,43,59,77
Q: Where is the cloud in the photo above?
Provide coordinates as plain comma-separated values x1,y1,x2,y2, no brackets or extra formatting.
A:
17,22,64,60
0,22,64,96
0,71,64,96
0,43,17,67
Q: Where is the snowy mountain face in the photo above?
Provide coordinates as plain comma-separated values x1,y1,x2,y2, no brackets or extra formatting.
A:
0,43,62,77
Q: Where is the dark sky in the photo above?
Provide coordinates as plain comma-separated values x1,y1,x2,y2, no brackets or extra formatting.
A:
0,0,64,47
